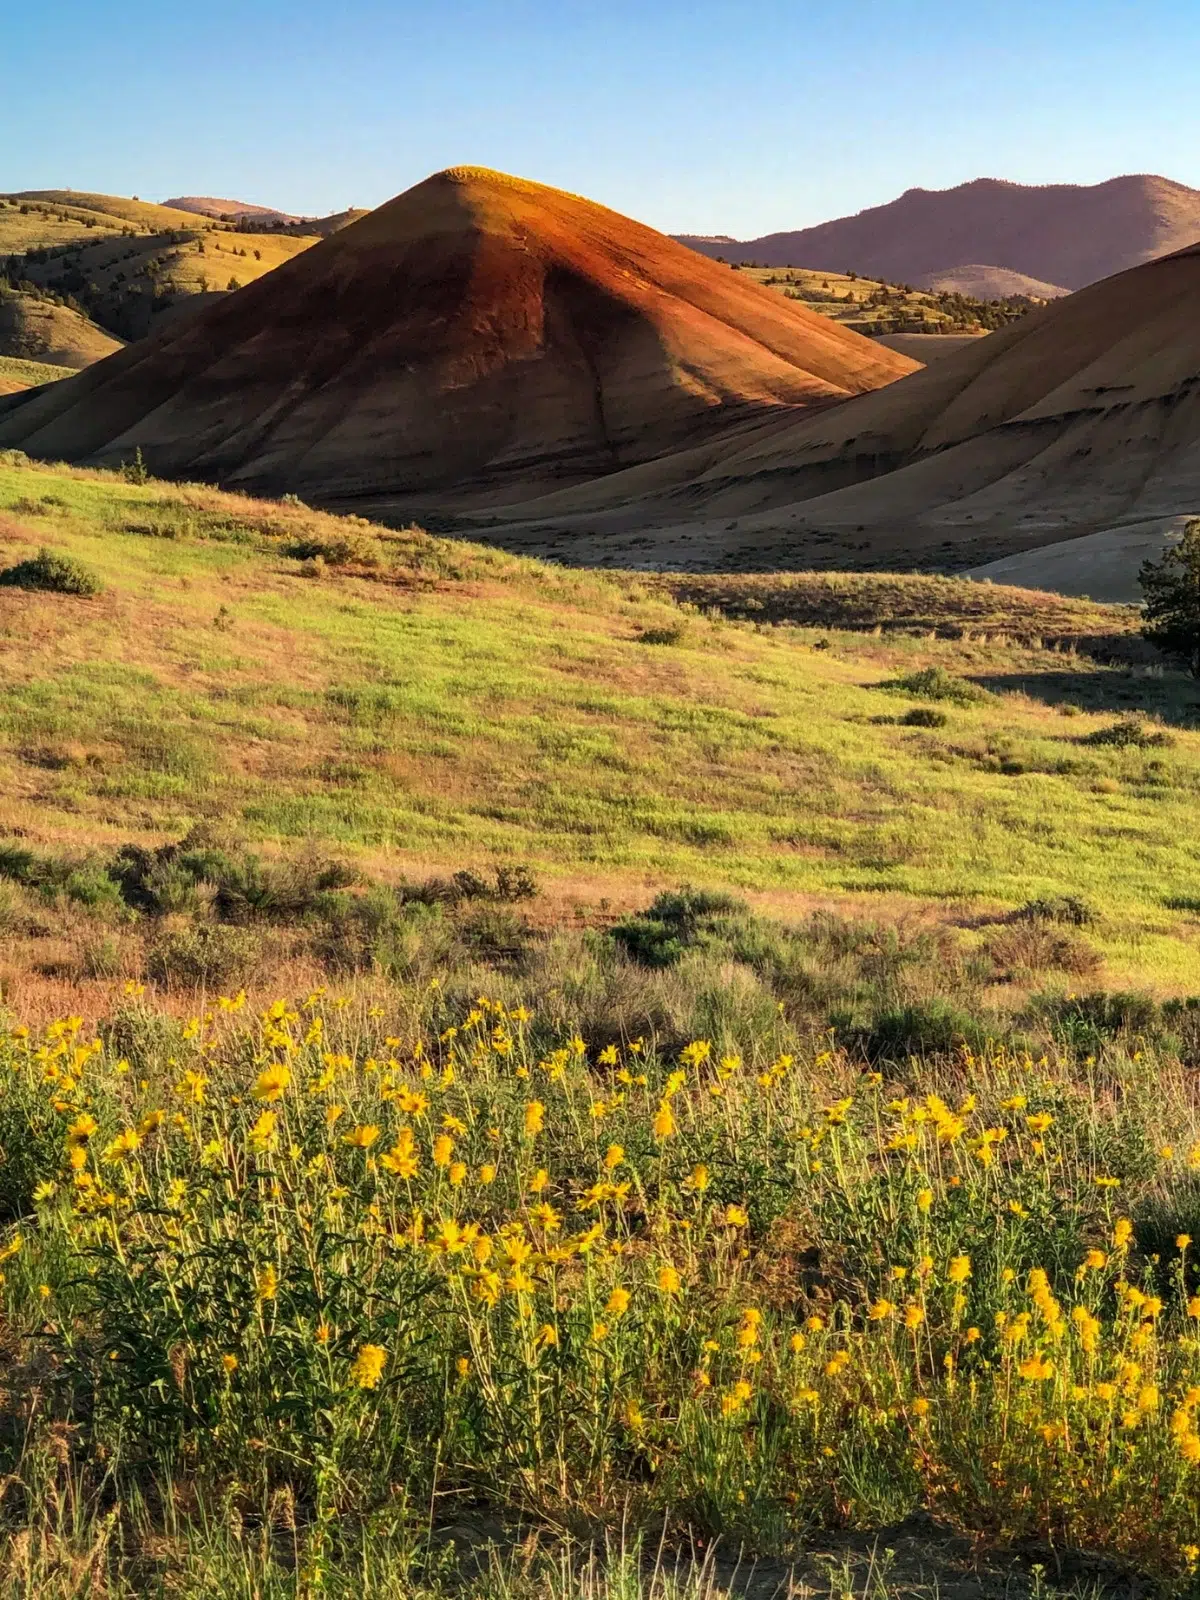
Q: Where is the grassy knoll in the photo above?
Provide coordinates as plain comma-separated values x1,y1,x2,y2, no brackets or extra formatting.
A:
0,354,76,394
0,451,1199,998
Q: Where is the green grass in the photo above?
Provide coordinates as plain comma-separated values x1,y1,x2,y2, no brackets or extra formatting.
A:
0,353,76,389
734,264,1034,335
0,453,1198,992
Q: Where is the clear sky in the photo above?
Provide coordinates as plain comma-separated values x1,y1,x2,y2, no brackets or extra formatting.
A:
3,0,1198,238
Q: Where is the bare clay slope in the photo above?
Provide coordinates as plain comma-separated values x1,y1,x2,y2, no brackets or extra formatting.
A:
483,242,1200,573
676,175,1200,291
0,169,915,507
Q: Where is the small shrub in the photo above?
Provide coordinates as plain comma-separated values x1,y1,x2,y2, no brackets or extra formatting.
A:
1030,990,1160,1054
456,905,531,963
1016,895,1098,927
613,887,747,969
899,706,948,728
0,547,103,595
399,865,539,908
146,922,262,988
880,666,985,706
639,623,688,646
984,922,1103,981
119,447,149,485
109,831,356,922
857,999,995,1063
1083,718,1173,749
283,532,381,567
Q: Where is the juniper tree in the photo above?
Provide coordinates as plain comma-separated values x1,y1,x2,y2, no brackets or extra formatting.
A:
1140,520,1200,675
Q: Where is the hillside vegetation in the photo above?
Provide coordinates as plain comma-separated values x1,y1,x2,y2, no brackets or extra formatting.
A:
0,190,321,341
0,450,1196,1001
736,264,1040,336
5,455,1200,1592
0,285,122,368
0,355,76,395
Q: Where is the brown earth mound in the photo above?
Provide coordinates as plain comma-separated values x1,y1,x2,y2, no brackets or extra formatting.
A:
675,174,1200,291
470,241,1200,573
163,196,302,224
0,169,915,506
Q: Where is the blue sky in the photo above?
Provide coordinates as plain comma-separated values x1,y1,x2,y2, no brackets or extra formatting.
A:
3,0,1198,237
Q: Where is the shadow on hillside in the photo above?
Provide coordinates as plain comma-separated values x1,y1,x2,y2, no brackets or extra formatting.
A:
971,667,1200,726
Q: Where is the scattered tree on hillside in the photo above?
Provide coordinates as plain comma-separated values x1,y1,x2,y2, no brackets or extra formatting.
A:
1139,521,1200,674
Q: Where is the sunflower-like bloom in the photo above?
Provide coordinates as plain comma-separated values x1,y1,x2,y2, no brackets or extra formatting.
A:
349,1343,387,1389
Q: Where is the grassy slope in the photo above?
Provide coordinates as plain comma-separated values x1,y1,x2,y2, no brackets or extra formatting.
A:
0,288,122,367
1,191,321,342
0,354,76,394
738,264,1024,334
0,190,216,247
0,456,1196,989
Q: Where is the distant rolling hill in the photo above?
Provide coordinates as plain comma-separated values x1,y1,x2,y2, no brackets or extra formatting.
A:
163,196,303,224
919,265,1070,301
675,174,1200,292
0,287,122,368
0,166,916,507
0,190,322,342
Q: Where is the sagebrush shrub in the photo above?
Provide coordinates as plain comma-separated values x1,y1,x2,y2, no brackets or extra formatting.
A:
0,547,102,595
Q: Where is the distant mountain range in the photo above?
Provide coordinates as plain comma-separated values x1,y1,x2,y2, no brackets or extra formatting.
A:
674,174,1200,295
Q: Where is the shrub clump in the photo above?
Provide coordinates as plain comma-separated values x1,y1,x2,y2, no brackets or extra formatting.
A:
613,887,747,968
899,706,948,728
145,922,262,987
881,666,986,706
1016,895,1097,927
0,547,103,595
283,531,381,567
638,623,689,646
1082,717,1174,749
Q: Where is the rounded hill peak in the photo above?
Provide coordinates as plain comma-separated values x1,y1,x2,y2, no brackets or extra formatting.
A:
0,169,914,512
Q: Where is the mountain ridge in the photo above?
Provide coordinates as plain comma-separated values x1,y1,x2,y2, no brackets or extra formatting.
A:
673,173,1200,291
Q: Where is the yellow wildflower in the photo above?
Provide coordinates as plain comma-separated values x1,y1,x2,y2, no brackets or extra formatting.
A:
343,1124,380,1149
249,1111,278,1150
349,1343,387,1389
947,1254,971,1284
253,1064,291,1103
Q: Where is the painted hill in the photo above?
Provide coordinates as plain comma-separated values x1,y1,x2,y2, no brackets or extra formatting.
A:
163,196,302,224
675,174,1200,291
0,167,916,506
0,287,122,368
471,240,1200,576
